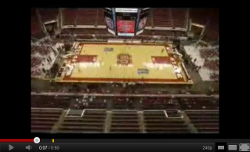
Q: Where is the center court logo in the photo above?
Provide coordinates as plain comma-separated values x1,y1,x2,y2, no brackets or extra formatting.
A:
117,53,132,66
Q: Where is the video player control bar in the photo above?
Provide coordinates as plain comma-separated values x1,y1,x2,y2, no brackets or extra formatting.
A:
0,143,214,152
35,143,215,152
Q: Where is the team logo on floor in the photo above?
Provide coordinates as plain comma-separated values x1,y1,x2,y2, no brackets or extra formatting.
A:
117,53,132,66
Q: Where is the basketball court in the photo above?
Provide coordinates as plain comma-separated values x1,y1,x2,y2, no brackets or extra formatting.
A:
57,43,193,84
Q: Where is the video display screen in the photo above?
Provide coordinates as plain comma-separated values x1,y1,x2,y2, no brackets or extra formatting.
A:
115,8,138,36
103,8,150,36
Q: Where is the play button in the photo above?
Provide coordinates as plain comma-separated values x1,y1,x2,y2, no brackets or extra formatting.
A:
9,145,14,151
1,144,22,152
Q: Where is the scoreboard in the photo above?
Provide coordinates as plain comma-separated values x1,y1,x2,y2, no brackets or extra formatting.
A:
104,8,150,36
115,8,138,36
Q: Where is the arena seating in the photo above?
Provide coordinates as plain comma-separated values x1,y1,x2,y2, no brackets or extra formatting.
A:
59,35,72,39
200,48,219,59
166,109,183,117
31,44,51,76
143,111,190,133
110,111,140,133
152,9,173,27
31,95,71,108
142,97,180,109
76,35,94,39
31,8,218,43
58,110,106,133
73,28,109,35
175,31,186,37
172,8,187,28
31,52,42,76
72,96,107,109
31,95,219,111
154,30,175,37
184,45,219,81
203,24,219,42
204,60,219,71
62,8,77,25
31,56,42,67
74,28,95,34
185,110,219,133
31,45,50,56
31,9,45,39
59,29,184,41
41,39,57,45
31,33,46,40
113,97,135,109
31,108,62,133
38,8,58,23
190,9,209,25
139,30,153,36
210,73,219,81
141,30,175,37
96,9,106,25
31,9,39,31
31,95,219,133
189,8,219,42
178,98,219,110
76,9,97,25
145,11,153,27
95,35,114,39
31,40,61,77
200,47,219,81
61,28,74,34
32,8,192,30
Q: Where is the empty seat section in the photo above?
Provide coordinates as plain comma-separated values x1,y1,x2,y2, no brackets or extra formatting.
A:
38,8,58,23
144,111,189,133
76,9,97,25
152,9,173,27
172,8,187,28
110,111,140,133
31,9,45,39
31,109,62,132
112,97,136,109
178,98,219,110
58,110,106,133
31,95,71,109
61,28,74,34
142,98,180,109
186,111,219,133
97,9,105,25
63,8,77,25
190,9,209,25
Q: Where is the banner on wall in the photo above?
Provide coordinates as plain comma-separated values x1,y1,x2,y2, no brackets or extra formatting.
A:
136,8,150,35
104,8,116,35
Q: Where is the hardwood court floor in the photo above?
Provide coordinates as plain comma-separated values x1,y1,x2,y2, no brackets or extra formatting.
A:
60,43,192,84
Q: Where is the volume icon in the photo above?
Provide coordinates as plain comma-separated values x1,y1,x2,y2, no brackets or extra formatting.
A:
26,145,32,151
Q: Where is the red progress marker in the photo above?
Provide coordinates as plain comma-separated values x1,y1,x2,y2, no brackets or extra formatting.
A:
0,139,34,143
